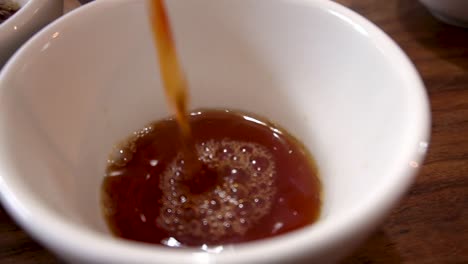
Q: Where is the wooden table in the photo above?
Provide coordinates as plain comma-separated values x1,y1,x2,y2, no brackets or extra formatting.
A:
1,0,467,263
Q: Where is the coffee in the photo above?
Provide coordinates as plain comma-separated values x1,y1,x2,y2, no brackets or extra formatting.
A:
100,0,322,248
102,110,321,246
148,0,201,176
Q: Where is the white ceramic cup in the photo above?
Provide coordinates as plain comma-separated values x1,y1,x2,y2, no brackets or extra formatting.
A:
0,0,63,67
0,0,430,263
419,0,468,27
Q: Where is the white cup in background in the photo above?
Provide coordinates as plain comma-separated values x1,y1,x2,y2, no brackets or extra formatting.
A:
0,0,63,67
419,0,468,27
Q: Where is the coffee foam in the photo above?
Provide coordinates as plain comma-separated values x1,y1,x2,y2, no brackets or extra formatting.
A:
158,139,277,244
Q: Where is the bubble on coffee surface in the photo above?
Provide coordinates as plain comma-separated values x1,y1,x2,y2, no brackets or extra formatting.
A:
158,139,276,243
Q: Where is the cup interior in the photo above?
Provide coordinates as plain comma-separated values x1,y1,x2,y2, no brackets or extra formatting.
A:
0,0,429,262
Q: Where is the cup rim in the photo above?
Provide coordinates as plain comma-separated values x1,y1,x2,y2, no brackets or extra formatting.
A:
0,0,37,31
0,0,431,263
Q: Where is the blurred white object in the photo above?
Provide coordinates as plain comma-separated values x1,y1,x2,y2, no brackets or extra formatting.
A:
419,0,468,27
0,0,63,67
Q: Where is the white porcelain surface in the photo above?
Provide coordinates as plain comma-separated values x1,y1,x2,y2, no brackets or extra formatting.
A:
64,0,82,14
0,0,63,67
0,0,430,263
419,0,468,27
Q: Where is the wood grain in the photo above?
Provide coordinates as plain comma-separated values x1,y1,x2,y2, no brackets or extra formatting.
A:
336,0,468,263
1,0,467,263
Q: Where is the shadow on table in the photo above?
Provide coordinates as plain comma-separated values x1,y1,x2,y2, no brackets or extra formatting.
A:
0,205,63,264
342,230,403,263
396,0,468,71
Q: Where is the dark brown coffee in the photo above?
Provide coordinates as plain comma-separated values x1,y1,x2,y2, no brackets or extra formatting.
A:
102,110,321,247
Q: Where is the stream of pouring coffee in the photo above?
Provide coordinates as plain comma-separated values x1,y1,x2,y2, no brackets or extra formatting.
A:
149,0,201,175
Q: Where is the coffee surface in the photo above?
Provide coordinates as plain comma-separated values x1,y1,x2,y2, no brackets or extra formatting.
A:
102,110,321,247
